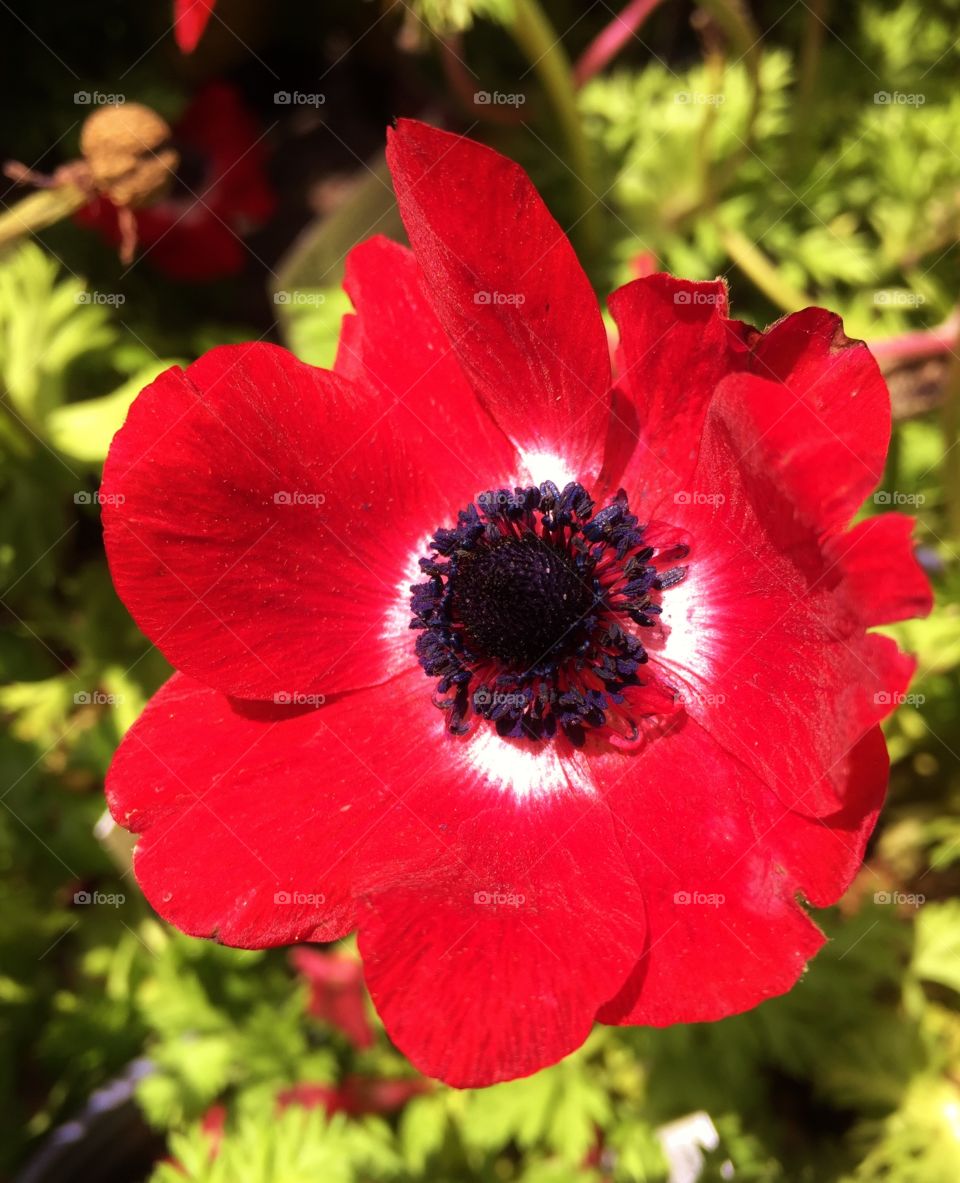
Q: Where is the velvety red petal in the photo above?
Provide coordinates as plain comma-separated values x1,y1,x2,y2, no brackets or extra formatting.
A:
335,235,517,485
828,513,933,626
101,342,496,700
652,387,916,816
173,0,216,53
105,673,385,945
738,310,890,532
603,275,747,501
358,791,646,1087
386,119,612,482
596,718,825,1026
740,726,890,910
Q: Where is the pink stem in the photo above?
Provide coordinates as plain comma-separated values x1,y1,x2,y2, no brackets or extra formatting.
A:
868,311,960,362
573,0,664,89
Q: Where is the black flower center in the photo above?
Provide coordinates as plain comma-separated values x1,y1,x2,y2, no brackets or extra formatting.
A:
451,536,595,667
410,481,687,747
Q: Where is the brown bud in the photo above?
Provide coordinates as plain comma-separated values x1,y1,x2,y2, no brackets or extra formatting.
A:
80,102,179,208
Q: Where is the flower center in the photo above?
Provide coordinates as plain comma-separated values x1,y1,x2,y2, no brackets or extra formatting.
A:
451,536,594,667
410,482,687,747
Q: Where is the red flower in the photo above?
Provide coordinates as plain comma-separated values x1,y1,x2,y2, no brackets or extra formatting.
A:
277,1077,428,1118
76,83,274,281
290,947,374,1049
101,120,931,1088
173,0,216,54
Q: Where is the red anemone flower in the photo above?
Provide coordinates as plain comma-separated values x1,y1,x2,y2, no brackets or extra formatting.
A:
101,119,932,1088
290,947,374,1049
76,83,274,281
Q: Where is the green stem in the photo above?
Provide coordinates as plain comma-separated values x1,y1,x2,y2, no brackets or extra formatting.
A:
794,0,828,147
716,222,811,313
510,0,600,255
0,183,88,254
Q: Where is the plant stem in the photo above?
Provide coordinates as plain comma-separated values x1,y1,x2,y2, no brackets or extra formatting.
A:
573,0,664,88
510,0,600,255
715,222,811,313
0,183,88,254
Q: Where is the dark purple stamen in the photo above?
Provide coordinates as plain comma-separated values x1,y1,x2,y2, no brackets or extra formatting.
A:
409,482,687,746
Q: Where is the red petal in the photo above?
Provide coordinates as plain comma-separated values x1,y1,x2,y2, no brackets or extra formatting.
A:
335,235,517,486
386,120,612,483
105,672,408,946
737,310,890,532
652,389,916,816
828,513,933,626
742,726,890,909
596,719,825,1026
359,789,646,1086
102,342,491,700
603,275,747,500
174,0,216,53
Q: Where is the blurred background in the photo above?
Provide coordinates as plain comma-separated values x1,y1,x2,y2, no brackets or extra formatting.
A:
1,1,959,1180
